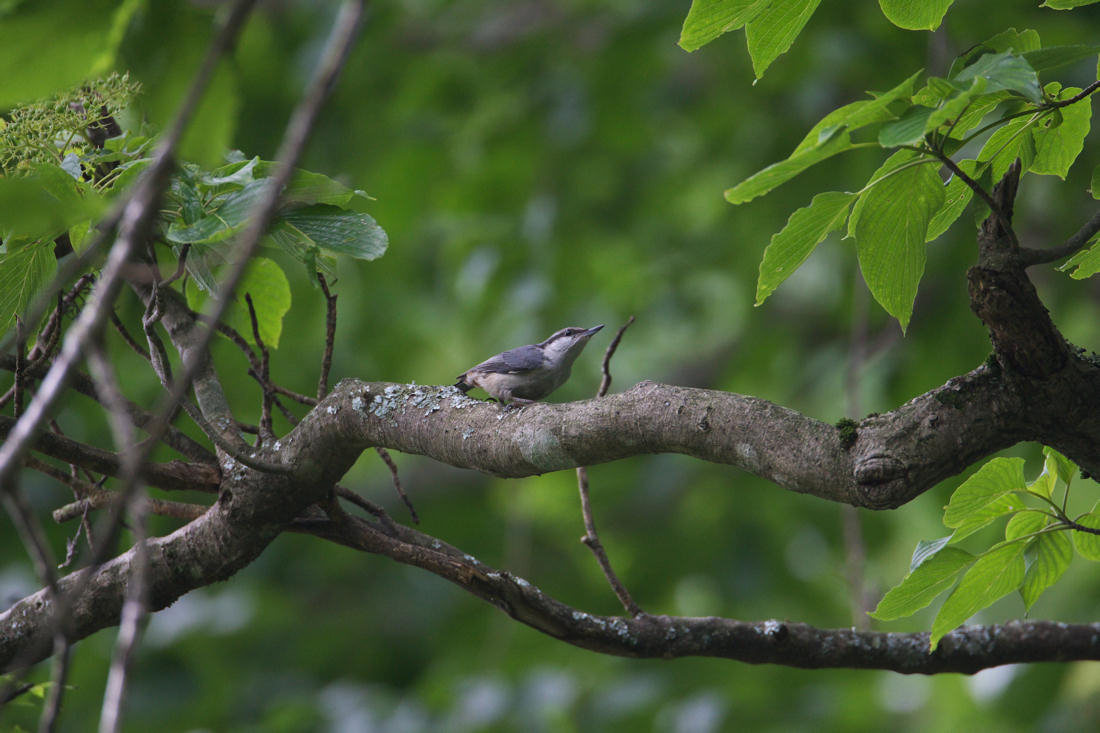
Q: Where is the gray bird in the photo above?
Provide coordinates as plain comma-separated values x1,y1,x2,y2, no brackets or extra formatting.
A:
455,325,605,407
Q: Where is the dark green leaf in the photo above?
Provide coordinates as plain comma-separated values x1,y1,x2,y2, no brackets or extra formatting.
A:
1040,0,1100,8
165,179,272,245
0,163,104,242
278,205,388,260
878,106,933,147
953,51,1041,103
1023,45,1100,74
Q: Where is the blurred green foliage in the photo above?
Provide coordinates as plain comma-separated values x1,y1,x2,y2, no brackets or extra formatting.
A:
3,0,1100,731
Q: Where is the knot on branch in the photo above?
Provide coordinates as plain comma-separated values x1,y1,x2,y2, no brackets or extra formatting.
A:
852,454,909,509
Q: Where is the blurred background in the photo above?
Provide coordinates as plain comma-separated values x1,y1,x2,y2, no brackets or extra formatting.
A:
4,0,1100,730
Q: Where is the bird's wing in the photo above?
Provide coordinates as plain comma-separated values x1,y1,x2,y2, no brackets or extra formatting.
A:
474,344,545,374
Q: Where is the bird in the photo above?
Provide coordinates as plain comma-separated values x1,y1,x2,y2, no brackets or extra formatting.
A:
455,325,605,407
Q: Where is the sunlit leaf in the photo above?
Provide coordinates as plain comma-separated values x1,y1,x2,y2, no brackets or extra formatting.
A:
185,257,291,348
930,541,1026,650
1072,502,1100,561
1021,530,1072,610
944,457,1027,528
870,546,973,621
877,0,954,31
1031,85,1092,179
725,129,853,205
678,0,767,52
0,242,56,337
745,0,823,79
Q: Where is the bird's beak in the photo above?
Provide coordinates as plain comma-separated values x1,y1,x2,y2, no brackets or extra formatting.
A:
585,325,605,337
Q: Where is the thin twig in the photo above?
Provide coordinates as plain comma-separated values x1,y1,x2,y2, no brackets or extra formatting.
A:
374,447,418,524
576,316,640,617
317,273,338,400
160,244,190,286
39,634,72,733
930,150,1019,249
244,294,274,441
1018,209,1100,267
335,484,399,531
109,311,150,361
13,317,26,417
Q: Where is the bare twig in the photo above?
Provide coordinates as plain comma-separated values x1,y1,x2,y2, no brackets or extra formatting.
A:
932,151,1019,250
317,272,338,400
109,311,150,361
13,317,26,417
576,316,640,617
160,244,190,286
39,635,72,733
374,447,418,523
1018,209,1100,267
244,293,274,441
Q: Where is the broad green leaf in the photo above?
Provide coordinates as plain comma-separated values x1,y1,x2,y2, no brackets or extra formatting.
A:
977,115,1036,183
1043,446,1076,486
950,494,1021,543
678,0,767,52
870,546,973,621
923,78,987,137
1072,502,1100,561
947,91,1014,140
1041,0,1100,8
982,28,1042,55
944,457,1027,527
926,159,977,241
198,156,259,190
849,151,944,332
952,51,1041,103
0,163,104,242
0,0,124,107
1031,85,1092,179
725,129,853,205
165,179,272,245
0,243,56,337
930,541,1026,650
878,106,933,147
755,192,855,305
1058,236,1100,279
185,257,291,348
745,0,822,79
1005,510,1047,541
1023,45,1100,74
1021,531,1072,610
877,0,954,30
278,205,388,260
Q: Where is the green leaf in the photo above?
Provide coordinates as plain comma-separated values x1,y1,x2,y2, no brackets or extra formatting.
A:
755,192,856,305
1041,0,1100,8
926,159,977,241
165,179,272,245
678,0,767,52
981,28,1042,55
877,0,954,30
910,536,952,570
952,51,1041,103
930,541,1026,650
878,106,933,147
185,257,291,348
977,115,1036,183
1072,502,1100,561
1005,510,1047,541
1043,446,1076,486
1021,531,1072,610
870,546,973,621
849,151,944,332
0,0,126,107
943,457,1027,528
922,77,987,138
1058,236,1100,279
725,129,853,205
0,163,104,242
745,0,823,79
1031,85,1092,179
0,243,56,337
1023,45,1100,74
278,205,388,260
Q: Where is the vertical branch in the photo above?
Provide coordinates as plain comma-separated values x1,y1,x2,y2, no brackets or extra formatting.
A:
316,273,337,401
244,294,274,442
576,316,640,617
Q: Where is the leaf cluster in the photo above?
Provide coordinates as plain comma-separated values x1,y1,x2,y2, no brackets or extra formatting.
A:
871,447,1100,650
